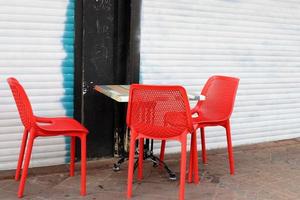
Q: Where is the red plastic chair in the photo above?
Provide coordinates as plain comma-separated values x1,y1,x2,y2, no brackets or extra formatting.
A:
126,84,199,200
7,77,88,198
191,75,239,175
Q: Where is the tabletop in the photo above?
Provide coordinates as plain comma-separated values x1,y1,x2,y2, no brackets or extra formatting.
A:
94,85,205,102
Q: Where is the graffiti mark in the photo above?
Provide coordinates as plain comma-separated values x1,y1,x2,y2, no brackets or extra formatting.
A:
93,0,112,11
94,44,109,62
96,18,110,34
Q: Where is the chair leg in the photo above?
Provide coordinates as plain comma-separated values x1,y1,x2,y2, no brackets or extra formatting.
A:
138,138,144,181
188,131,200,184
192,131,199,184
179,136,187,200
225,122,235,175
200,128,207,164
188,133,194,183
80,135,87,196
18,133,34,198
159,140,166,168
70,136,76,177
127,135,137,198
15,129,28,181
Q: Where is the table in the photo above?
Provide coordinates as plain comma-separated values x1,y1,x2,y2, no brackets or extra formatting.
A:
94,85,205,103
94,84,205,179
94,85,130,102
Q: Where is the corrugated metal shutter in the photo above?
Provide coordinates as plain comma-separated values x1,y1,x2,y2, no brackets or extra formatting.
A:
140,0,300,153
0,0,74,170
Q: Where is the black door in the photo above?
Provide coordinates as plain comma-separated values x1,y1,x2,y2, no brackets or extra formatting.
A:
82,0,116,157
74,0,141,159
74,0,134,158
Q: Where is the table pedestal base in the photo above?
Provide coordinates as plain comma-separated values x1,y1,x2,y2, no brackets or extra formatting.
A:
112,140,177,181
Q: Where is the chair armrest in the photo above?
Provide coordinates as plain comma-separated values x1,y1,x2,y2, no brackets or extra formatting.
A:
191,106,198,115
35,116,53,123
191,103,201,115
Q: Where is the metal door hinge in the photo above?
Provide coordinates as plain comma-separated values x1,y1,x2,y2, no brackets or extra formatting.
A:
82,81,94,95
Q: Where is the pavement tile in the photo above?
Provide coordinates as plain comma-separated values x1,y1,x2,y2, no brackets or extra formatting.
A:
0,188,19,200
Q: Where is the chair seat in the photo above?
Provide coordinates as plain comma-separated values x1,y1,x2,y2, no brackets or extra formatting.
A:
36,117,88,135
134,125,187,139
192,115,226,126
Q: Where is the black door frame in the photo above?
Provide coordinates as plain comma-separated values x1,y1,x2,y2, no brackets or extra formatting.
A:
126,0,141,84
74,0,83,123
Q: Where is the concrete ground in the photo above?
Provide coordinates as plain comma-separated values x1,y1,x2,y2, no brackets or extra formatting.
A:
0,138,300,200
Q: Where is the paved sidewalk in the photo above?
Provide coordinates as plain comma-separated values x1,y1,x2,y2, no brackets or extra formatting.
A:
0,138,300,200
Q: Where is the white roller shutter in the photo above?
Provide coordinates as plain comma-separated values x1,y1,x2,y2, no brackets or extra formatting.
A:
140,0,300,153
0,0,74,170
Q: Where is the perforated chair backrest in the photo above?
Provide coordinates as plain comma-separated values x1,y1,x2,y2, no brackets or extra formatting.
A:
127,84,193,138
199,76,239,121
7,78,35,130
